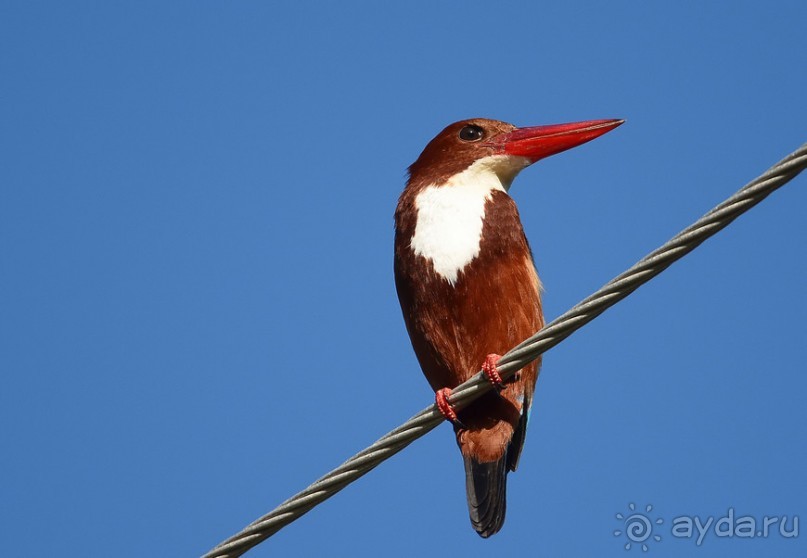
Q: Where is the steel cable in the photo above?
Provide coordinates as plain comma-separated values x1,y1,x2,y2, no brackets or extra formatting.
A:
204,141,807,558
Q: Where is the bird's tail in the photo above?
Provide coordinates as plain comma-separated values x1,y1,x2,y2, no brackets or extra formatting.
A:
463,454,508,538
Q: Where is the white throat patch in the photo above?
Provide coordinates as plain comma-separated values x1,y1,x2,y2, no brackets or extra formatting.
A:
410,155,530,285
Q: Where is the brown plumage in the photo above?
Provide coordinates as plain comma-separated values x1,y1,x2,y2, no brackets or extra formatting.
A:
394,117,623,537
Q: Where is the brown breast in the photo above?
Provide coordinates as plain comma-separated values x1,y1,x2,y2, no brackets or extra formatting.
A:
395,189,543,390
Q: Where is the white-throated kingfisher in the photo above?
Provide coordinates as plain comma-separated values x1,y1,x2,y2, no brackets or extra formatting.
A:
394,117,623,537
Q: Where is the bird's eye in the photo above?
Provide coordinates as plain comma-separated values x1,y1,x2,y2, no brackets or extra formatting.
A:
458,124,485,142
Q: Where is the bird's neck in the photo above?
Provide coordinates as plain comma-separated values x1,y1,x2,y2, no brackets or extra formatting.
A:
398,158,526,286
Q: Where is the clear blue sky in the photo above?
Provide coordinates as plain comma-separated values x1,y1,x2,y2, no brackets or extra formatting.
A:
2,3,806,557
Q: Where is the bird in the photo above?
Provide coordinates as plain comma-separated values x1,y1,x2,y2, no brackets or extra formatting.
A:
394,117,623,537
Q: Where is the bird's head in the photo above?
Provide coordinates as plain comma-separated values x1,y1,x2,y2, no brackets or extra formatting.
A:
407,117,624,191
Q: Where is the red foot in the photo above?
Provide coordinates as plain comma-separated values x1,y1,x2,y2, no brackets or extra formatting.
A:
482,354,505,391
435,388,464,427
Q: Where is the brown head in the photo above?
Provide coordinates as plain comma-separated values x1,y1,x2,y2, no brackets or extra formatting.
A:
406,117,624,192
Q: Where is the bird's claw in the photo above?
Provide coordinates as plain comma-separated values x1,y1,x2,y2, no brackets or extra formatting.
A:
482,353,505,392
435,388,466,428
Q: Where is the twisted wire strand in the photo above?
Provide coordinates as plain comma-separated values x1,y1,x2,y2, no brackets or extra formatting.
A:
204,142,807,558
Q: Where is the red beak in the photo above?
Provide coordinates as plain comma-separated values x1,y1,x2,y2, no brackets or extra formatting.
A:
491,119,624,163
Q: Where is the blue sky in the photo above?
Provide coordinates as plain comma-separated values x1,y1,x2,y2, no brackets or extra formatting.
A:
2,2,806,557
